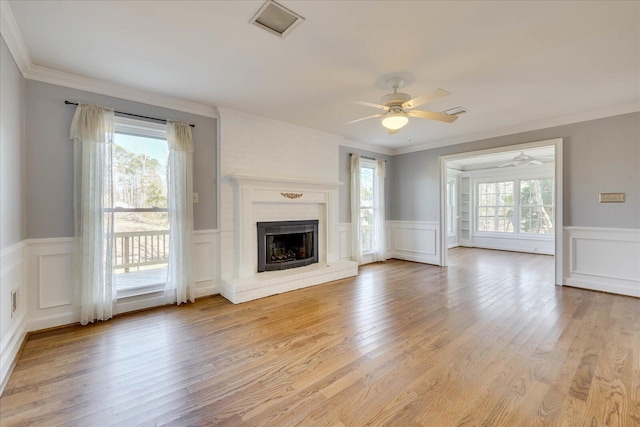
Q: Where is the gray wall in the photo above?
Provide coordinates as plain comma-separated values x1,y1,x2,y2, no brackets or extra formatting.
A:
24,80,217,239
391,112,640,228
338,145,392,223
0,36,26,249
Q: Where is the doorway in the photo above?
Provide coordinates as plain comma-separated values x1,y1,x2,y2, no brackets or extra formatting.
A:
439,138,563,285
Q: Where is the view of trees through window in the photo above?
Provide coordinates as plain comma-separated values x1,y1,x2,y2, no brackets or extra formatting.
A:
476,178,554,235
359,164,374,252
477,181,515,232
112,133,169,276
520,178,554,234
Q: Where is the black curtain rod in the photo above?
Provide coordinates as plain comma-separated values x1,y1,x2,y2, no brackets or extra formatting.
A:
350,153,387,162
64,101,195,128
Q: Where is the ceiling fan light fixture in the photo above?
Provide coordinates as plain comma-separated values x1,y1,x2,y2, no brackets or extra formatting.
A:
381,112,409,130
513,158,531,166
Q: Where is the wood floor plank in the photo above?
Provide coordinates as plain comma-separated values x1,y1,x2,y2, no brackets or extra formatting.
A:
1,248,638,426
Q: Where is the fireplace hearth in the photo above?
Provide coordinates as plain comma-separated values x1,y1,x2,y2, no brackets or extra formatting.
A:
257,220,319,272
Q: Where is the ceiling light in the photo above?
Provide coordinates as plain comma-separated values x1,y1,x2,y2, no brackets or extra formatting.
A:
381,112,409,130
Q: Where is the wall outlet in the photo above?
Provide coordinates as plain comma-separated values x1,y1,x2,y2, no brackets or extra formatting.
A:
11,290,17,317
193,192,199,203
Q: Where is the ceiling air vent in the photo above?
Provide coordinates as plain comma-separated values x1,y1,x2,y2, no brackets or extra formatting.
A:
444,106,468,116
250,0,305,38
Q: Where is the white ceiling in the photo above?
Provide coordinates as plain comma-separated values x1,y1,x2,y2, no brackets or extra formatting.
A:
6,1,640,152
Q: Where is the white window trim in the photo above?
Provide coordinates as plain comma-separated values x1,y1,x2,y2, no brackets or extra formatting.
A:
474,175,555,239
113,117,170,298
115,116,167,139
446,177,457,237
360,158,377,256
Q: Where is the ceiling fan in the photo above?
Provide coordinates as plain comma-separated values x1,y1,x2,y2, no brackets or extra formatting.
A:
499,151,552,167
347,77,459,135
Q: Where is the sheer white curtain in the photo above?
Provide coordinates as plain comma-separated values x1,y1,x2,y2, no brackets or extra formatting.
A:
70,103,116,325
350,154,363,265
166,121,194,304
372,158,387,262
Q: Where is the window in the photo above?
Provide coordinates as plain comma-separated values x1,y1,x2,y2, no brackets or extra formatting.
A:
520,178,554,234
446,178,457,236
112,119,169,294
477,181,515,232
359,160,375,252
476,177,554,236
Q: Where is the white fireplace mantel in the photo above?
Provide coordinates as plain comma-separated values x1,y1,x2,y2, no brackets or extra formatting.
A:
220,173,357,303
225,173,343,190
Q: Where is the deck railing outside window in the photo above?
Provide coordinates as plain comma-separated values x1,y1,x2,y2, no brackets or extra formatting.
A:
114,230,169,273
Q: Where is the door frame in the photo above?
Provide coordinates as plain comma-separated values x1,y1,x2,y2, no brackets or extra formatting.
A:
439,138,564,286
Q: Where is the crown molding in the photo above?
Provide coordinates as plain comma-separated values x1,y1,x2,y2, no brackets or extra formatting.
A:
339,138,394,156
0,0,30,75
1,0,217,119
25,65,218,119
391,101,640,155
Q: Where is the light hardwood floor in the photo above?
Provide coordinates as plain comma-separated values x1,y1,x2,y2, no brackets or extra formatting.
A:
1,248,639,426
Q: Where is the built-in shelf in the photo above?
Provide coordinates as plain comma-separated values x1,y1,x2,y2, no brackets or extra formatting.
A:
459,177,472,240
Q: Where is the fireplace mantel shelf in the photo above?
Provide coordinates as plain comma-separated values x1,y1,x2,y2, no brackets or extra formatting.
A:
225,174,343,189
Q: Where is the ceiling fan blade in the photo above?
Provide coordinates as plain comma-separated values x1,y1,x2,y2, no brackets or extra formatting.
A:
352,100,390,111
402,88,450,109
529,160,544,165
346,114,383,125
498,162,515,168
388,129,400,135
408,109,458,123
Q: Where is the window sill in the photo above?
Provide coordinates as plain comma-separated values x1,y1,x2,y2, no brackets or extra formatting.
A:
117,282,166,299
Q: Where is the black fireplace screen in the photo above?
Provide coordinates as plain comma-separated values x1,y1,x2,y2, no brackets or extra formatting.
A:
257,220,319,272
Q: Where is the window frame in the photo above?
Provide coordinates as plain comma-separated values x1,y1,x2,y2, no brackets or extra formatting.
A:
476,180,516,234
473,174,555,239
113,117,170,297
446,177,457,237
359,158,377,255
518,178,555,235
112,117,169,215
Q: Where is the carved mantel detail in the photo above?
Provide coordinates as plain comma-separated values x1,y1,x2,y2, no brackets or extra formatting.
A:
281,192,303,199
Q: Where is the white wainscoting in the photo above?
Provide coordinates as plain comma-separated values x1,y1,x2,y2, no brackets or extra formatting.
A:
193,230,219,298
467,234,555,255
564,226,640,297
338,223,351,260
340,221,440,266
387,221,440,266
0,229,220,389
0,241,27,390
26,237,77,332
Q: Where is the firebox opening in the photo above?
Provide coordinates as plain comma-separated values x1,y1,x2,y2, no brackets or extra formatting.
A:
257,220,319,272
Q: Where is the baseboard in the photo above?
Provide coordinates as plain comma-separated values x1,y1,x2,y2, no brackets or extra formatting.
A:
387,251,439,266
0,241,27,393
565,277,640,298
195,284,219,298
